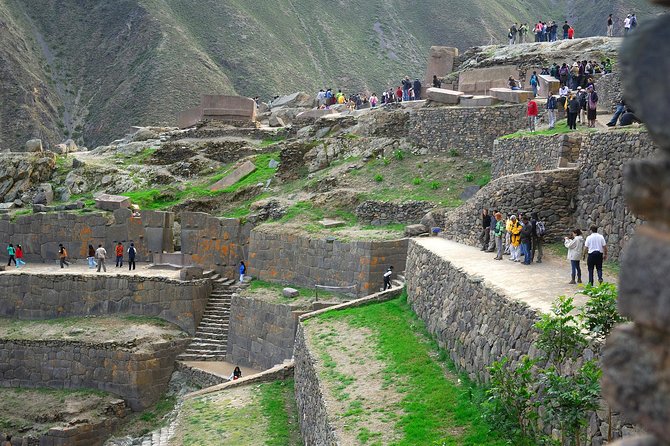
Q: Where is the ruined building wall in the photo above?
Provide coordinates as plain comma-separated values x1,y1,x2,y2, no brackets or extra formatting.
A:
0,273,211,335
248,225,408,296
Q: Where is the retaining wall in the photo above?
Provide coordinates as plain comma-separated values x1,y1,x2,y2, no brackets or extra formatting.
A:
492,134,582,179
354,200,436,226
575,130,657,260
226,295,298,370
441,168,578,245
248,225,408,296
0,209,173,263
0,273,211,335
408,104,527,160
0,338,188,411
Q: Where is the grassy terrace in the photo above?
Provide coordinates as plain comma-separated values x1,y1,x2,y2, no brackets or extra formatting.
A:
240,279,350,306
304,293,506,445
174,380,302,445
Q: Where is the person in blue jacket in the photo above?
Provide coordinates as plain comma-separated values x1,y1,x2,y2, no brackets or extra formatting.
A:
239,260,246,282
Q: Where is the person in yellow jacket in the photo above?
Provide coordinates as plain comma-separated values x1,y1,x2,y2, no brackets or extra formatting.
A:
508,215,523,262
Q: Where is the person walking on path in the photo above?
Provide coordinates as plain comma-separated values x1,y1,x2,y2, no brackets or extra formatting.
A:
530,212,544,263
624,14,632,35
87,244,97,269
413,78,422,100
584,225,607,285
564,229,585,284
586,85,599,128
58,244,69,268
15,244,25,267
115,242,124,268
546,94,558,129
127,243,137,271
6,244,16,267
527,97,539,132
529,71,539,97
95,244,107,273
493,212,505,260
480,209,492,251
239,260,246,282
567,93,580,130
508,215,522,262
487,209,497,252
383,266,394,291
607,14,614,36
520,216,533,265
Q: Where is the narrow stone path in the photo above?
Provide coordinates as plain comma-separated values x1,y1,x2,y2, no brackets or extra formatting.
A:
176,275,236,361
414,238,616,313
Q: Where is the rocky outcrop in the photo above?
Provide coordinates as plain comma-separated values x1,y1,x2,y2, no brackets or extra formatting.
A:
0,153,56,205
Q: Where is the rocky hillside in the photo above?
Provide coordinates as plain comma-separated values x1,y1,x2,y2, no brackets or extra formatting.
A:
0,0,660,149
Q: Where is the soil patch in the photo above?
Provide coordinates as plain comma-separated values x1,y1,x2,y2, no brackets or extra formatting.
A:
305,320,405,446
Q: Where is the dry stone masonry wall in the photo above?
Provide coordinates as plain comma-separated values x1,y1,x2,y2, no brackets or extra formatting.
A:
492,134,581,179
408,104,527,160
354,200,436,226
248,226,408,296
0,338,188,411
441,168,578,245
574,131,657,260
226,295,298,370
0,273,211,335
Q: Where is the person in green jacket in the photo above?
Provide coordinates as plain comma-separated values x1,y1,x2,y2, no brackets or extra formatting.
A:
6,244,16,266
493,213,505,260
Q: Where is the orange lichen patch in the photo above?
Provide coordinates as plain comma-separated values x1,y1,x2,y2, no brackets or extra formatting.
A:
78,226,93,256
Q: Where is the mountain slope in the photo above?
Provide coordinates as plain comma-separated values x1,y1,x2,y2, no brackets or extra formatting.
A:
0,0,661,149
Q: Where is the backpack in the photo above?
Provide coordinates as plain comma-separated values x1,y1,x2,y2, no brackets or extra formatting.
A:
535,221,546,237
631,16,637,27
129,246,136,257
547,96,557,109
530,75,538,86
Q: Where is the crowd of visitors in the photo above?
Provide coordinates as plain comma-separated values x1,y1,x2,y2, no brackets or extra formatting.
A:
315,75,425,111
508,13,638,44
481,209,607,285
6,241,138,272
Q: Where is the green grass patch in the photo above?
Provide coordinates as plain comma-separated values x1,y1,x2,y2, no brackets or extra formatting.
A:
309,292,507,445
259,136,286,147
119,147,157,165
259,380,303,446
245,279,346,302
499,120,596,140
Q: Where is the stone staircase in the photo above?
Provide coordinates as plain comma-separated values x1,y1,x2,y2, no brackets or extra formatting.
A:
177,274,237,362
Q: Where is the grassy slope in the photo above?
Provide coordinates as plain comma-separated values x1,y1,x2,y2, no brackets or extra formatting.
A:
307,294,507,445
0,0,660,149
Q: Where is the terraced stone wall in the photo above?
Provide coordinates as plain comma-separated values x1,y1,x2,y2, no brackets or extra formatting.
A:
248,226,408,296
0,209,174,263
492,133,581,179
0,338,188,411
408,104,527,159
226,295,298,370
0,273,211,335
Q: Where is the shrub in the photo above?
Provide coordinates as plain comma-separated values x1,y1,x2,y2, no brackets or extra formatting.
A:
374,174,383,182
464,173,475,182
429,181,441,190
578,283,626,339
412,177,423,185
535,296,588,372
449,148,460,157
394,149,405,161
382,157,390,166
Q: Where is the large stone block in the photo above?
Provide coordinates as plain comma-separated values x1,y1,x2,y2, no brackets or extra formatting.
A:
459,95,500,107
95,194,131,211
538,74,560,98
489,88,533,103
210,160,257,191
426,87,464,105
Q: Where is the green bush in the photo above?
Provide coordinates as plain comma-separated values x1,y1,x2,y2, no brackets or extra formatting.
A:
464,173,475,182
429,181,441,190
578,283,626,339
394,149,405,161
412,177,423,185
374,174,383,182
382,157,390,166
449,148,460,157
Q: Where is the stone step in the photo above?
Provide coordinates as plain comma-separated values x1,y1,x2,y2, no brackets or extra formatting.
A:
183,346,227,354
186,342,227,350
177,354,227,361
195,330,228,338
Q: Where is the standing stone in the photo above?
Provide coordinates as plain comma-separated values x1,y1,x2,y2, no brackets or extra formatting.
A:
33,183,54,205
25,139,43,152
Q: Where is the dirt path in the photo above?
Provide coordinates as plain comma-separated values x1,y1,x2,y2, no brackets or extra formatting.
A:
306,319,405,446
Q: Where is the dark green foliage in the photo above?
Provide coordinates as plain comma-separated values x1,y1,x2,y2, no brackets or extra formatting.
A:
534,296,588,371
578,283,626,339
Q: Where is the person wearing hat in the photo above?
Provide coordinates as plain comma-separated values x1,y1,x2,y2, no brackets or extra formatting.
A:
508,216,523,262
624,14,632,35
586,85,599,128
383,266,394,291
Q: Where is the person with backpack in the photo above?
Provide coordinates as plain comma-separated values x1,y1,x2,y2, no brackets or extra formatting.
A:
383,266,394,290
546,95,558,129
239,260,246,282
520,216,533,265
508,24,517,45
6,243,16,267
413,78,422,100
529,71,539,97
127,242,137,271
530,212,545,263
519,23,528,43
15,244,25,267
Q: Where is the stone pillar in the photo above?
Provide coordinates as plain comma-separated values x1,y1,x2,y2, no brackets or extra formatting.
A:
423,46,459,94
601,6,670,446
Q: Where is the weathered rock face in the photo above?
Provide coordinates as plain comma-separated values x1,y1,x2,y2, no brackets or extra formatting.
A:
441,168,578,245
595,72,622,112
355,200,436,226
0,153,55,204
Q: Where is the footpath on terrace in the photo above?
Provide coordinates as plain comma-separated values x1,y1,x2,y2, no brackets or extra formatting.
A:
414,238,614,313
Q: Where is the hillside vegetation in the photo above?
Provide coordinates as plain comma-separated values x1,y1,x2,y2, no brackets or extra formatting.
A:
0,0,660,149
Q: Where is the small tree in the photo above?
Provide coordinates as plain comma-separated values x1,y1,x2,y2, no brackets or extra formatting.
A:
535,296,588,373
540,360,602,446
578,283,626,340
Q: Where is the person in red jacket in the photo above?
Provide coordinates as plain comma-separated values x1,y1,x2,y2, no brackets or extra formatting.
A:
527,97,539,132
395,86,403,102
568,26,575,39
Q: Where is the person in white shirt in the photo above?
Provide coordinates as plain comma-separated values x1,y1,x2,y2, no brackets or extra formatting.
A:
564,229,585,284
383,266,394,291
95,244,107,273
583,225,607,285
624,15,631,35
